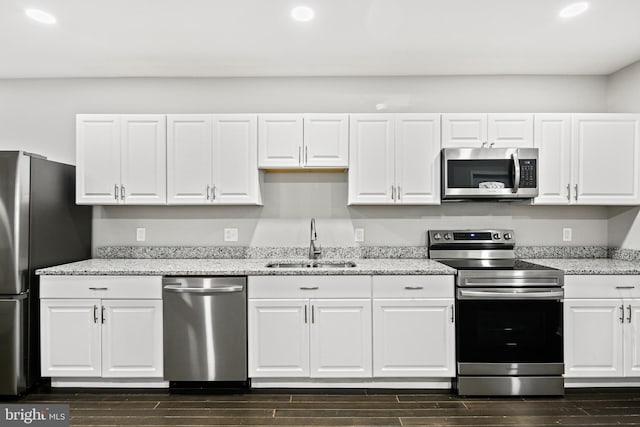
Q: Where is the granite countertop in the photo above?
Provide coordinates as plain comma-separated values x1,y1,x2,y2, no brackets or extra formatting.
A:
37,258,456,276
527,258,640,275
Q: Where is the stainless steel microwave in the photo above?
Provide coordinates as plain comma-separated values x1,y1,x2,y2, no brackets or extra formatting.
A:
441,147,539,200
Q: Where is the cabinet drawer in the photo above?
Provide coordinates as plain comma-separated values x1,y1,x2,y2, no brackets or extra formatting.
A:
40,276,162,299
373,275,454,298
248,276,371,299
565,275,640,299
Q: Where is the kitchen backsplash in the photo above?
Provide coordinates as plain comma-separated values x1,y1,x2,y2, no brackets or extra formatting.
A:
95,245,639,260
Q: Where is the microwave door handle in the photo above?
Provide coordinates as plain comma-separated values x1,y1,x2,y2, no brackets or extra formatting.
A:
511,152,520,194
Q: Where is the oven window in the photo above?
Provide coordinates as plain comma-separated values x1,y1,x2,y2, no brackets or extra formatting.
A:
457,300,562,363
447,159,514,188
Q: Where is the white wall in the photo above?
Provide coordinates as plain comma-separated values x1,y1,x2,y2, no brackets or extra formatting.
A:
0,75,615,249
606,60,640,249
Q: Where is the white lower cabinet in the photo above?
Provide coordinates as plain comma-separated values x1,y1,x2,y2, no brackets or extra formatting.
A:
248,274,456,386
248,276,372,379
564,275,640,382
372,276,455,377
40,276,164,382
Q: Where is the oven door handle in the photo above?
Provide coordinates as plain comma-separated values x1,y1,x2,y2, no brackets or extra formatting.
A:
457,288,564,300
511,151,520,194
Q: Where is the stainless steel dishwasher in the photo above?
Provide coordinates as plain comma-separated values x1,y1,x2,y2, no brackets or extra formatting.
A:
162,277,247,382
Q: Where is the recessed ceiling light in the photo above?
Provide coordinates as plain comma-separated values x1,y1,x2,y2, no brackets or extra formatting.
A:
558,2,589,19
291,6,315,22
25,8,57,25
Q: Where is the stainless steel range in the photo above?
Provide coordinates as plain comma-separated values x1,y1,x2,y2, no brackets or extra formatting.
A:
428,229,564,396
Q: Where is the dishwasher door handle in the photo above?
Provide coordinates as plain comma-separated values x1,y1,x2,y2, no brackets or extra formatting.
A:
163,285,244,294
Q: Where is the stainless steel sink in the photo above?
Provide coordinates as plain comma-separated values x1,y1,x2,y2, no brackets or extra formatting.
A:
265,261,356,269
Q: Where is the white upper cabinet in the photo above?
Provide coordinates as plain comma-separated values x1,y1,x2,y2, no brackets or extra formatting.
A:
76,115,122,205
258,114,348,168
76,114,166,205
533,114,572,204
167,114,262,205
167,115,213,204
572,114,640,205
349,114,440,205
441,114,533,148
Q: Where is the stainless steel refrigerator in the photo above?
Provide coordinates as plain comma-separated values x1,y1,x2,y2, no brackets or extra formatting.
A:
0,151,91,396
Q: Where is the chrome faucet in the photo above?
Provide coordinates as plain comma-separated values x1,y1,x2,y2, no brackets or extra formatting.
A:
309,218,322,259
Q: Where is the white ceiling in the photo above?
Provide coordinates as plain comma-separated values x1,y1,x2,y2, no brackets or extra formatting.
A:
3,0,640,78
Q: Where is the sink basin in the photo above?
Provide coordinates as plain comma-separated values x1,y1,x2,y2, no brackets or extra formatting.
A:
265,263,312,268
265,261,356,269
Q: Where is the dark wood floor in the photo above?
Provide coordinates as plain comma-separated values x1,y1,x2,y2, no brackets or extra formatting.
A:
11,388,640,426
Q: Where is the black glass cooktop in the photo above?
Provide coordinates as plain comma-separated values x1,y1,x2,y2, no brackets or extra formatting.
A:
436,259,556,271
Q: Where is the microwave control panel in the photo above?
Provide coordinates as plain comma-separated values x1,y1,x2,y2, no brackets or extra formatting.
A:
519,159,537,188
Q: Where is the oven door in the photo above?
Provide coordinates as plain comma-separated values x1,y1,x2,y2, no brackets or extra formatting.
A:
442,148,538,199
456,287,563,375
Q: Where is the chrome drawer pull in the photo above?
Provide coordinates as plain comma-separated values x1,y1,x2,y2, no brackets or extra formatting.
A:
404,286,424,290
300,286,319,290
616,286,635,289
628,305,633,324
89,287,108,291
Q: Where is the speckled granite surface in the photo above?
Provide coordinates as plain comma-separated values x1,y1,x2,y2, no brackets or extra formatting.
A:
95,246,431,259
515,246,609,259
37,258,455,276
609,248,640,262
527,258,640,275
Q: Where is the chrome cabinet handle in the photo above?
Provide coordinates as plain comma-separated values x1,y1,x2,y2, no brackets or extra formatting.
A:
304,305,308,324
298,146,301,165
574,184,578,201
616,286,635,289
620,304,625,324
305,146,308,164
311,305,315,323
89,287,108,291
628,305,633,324
114,185,119,201
101,306,106,324
489,142,495,148
120,185,125,200
212,185,216,201
404,286,424,290
511,151,520,194
397,186,401,200
450,304,455,323
567,183,571,201
93,305,98,323
206,185,210,200
299,286,319,290
391,185,395,201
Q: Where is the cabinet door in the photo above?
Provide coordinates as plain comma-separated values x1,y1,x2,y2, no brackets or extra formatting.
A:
120,115,167,204
310,299,372,378
258,114,303,168
248,299,309,377
373,299,454,377
564,299,624,378
101,300,163,378
167,115,213,204
40,299,101,377
76,115,121,204
572,114,640,205
348,115,395,204
395,114,440,205
533,114,572,205
441,114,487,148
212,115,261,205
624,301,640,377
303,114,349,167
487,114,534,148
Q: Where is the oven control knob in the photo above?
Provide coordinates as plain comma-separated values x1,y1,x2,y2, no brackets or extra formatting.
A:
433,233,441,240
503,233,512,240
493,233,501,240
443,233,451,240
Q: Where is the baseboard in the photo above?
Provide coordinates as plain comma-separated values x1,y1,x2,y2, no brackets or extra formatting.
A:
250,378,452,389
50,378,169,388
